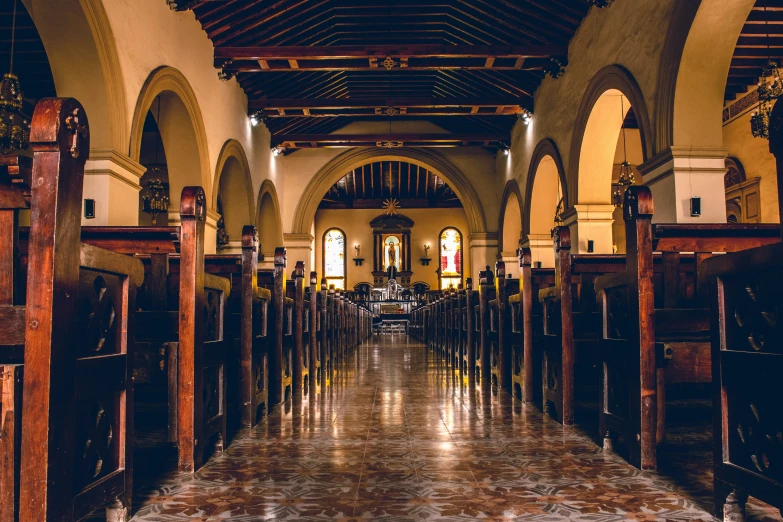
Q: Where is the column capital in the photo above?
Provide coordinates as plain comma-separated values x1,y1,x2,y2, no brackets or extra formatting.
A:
638,146,728,184
560,204,616,227
85,148,146,189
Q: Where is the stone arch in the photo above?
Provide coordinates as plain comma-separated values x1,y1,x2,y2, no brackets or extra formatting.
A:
498,179,523,254
291,147,487,236
657,0,755,150
25,0,127,151
213,139,254,222
522,139,568,238
214,141,254,249
256,179,284,259
129,66,211,209
522,139,567,267
568,65,653,208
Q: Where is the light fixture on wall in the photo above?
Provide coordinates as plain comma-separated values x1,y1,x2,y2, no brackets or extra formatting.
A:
518,109,532,125
498,142,510,156
0,0,29,154
272,145,285,156
751,1,783,140
612,97,635,206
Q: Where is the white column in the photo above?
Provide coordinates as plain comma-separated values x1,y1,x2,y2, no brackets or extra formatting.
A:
283,233,315,275
205,209,220,255
497,251,520,279
468,232,498,282
524,233,556,268
560,204,615,254
82,149,145,226
639,146,727,223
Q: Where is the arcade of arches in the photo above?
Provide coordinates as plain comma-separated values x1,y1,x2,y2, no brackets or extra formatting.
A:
2,0,783,520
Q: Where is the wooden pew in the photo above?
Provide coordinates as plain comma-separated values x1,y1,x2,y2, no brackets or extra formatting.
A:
491,263,520,393
308,272,322,392
702,103,783,521
537,227,626,425
1,98,143,521
519,247,555,406
79,194,231,473
594,186,780,470
289,262,310,395
477,267,495,386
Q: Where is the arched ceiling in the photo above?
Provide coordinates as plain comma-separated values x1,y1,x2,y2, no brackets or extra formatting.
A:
318,160,462,209
185,0,592,151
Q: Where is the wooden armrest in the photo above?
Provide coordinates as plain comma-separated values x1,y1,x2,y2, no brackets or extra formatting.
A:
204,273,231,296
538,286,558,303
80,243,145,285
594,271,626,293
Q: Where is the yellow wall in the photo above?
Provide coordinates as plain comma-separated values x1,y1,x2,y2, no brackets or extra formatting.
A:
314,208,470,289
722,107,780,223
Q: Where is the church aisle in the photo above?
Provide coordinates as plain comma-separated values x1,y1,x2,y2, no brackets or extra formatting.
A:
130,337,725,521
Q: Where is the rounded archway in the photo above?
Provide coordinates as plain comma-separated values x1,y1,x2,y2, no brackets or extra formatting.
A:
26,0,127,151
523,139,567,267
567,66,651,253
291,147,487,237
256,180,284,263
498,180,522,278
129,67,211,214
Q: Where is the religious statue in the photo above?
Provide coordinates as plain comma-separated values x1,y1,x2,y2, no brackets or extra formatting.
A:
388,241,397,268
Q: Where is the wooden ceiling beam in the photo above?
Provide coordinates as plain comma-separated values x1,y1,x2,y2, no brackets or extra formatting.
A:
250,97,526,109
271,133,507,148
216,44,566,72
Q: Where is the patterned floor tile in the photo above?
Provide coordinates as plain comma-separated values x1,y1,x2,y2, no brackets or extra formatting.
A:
126,339,781,522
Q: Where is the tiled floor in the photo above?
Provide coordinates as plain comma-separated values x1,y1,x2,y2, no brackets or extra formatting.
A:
128,337,782,521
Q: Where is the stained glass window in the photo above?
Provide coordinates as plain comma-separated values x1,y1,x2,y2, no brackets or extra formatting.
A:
440,227,462,290
323,228,346,290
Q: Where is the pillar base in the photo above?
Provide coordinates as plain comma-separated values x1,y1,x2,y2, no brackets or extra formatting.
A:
524,234,555,268
468,233,497,282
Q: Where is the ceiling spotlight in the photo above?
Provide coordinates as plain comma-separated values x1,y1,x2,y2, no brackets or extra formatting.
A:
250,115,259,127
272,146,285,157
518,109,532,125
498,143,510,156
503,148,509,156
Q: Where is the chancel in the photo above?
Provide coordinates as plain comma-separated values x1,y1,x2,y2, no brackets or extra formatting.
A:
1,1,782,521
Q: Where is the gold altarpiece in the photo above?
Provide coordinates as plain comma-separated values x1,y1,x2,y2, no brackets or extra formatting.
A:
370,213,414,286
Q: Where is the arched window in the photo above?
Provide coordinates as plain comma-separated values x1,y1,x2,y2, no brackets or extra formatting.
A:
439,227,462,290
322,228,346,290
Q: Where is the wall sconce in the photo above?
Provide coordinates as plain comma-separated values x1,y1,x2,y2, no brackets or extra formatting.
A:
420,243,431,266
690,197,701,217
353,243,364,266
587,239,595,253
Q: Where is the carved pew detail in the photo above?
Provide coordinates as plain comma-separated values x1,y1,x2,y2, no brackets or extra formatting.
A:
18,98,143,521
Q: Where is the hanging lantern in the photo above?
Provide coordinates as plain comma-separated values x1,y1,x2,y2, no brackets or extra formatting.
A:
140,174,170,225
612,161,635,206
612,97,635,206
0,0,29,154
751,60,783,139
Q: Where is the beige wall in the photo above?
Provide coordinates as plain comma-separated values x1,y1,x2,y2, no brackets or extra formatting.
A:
722,107,780,223
314,208,470,289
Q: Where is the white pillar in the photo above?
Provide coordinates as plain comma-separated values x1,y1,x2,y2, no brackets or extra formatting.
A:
82,149,145,226
205,209,220,255
497,251,520,279
639,146,727,223
283,233,315,275
524,233,556,268
468,233,498,282
560,204,615,254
